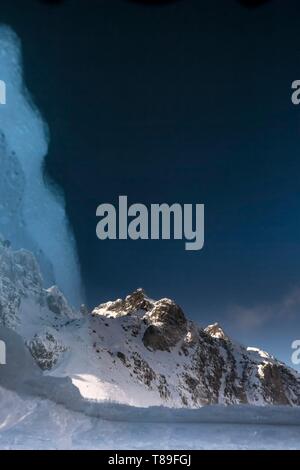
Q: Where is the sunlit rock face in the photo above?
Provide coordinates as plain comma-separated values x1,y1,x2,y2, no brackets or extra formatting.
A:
0,25,83,306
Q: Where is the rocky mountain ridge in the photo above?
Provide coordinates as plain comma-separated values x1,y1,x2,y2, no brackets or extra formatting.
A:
1,236,300,408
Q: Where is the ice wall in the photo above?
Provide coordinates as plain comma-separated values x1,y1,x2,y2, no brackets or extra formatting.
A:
0,25,83,307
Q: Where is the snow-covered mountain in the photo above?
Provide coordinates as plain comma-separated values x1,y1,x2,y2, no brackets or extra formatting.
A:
1,235,300,408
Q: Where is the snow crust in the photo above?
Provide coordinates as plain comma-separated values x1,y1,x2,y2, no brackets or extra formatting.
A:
1,384,300,450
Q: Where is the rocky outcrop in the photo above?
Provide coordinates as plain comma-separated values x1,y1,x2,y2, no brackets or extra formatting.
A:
26,330,67,370
0,236,79,369
96,288,154,317
204,322,229,340
143,299,187,351
46,286,78,319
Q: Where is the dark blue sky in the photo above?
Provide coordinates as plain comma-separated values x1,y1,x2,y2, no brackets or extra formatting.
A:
1,0,300,366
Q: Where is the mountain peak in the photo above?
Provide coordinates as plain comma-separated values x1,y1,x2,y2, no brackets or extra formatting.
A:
204,322,228,340
94,288,154,318
125,288,154,311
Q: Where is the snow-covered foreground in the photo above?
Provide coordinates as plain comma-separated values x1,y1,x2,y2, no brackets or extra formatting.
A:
1,307,300,450
0,386,300,450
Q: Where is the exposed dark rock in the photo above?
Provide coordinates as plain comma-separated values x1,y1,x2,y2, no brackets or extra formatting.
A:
142,298,188,351
143,325,171,351
27,331,67,370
